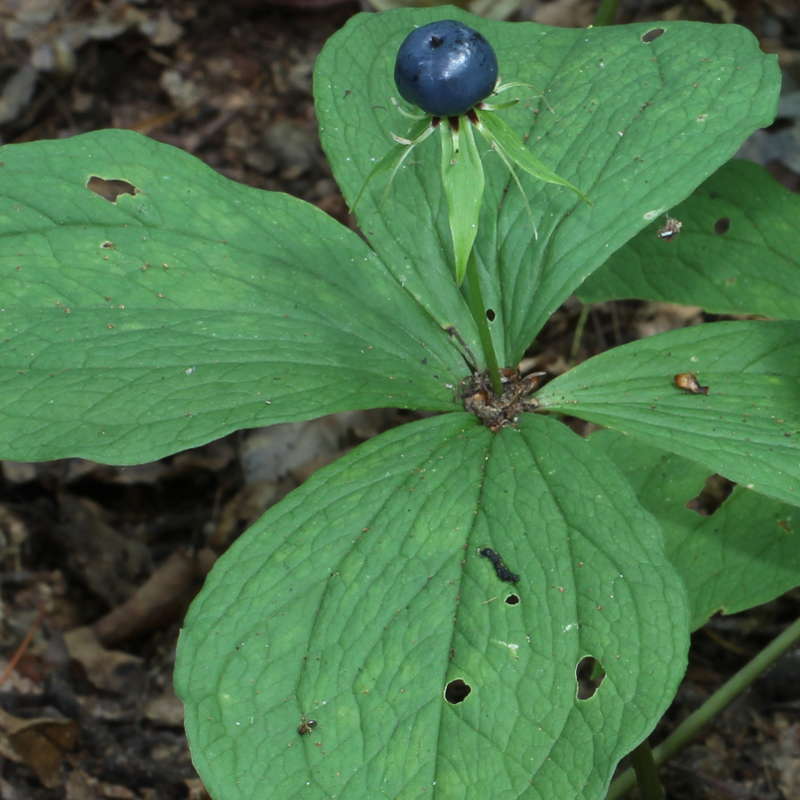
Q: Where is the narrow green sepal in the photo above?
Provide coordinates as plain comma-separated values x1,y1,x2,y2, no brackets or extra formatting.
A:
493,80,544,97
475,108,590,204
440,120,485,286
480,99,522,111
349,117,433,215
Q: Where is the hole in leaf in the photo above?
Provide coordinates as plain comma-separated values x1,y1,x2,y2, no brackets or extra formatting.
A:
714,217,730,234
444,679,471,704
686,474,734,516
575,656,605,700
505,594,519,605
486,308,496,321
87,176,137,203
641,28,664,42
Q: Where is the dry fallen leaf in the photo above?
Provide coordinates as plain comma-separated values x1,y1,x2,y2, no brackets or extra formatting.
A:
63,627,144,695
0,707,78,788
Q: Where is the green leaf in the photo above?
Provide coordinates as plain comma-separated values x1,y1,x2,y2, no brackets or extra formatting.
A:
535,320,800,507
440,120,484,285
315,9,779,364
0,130,472,464
578,160,800,320
592,430,800,630
175,413,689,800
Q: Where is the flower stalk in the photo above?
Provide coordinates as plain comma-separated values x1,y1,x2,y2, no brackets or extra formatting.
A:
463,252,502,395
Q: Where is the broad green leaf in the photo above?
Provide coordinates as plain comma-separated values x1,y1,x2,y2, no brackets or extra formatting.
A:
315,8,779,365
591,430,800,630
175,413,689,800
440,120,484,285
578,160,800,320
535,320,800,507
0,130,472,465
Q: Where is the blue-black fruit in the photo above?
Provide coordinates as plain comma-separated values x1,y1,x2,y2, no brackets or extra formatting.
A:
394,20,498,117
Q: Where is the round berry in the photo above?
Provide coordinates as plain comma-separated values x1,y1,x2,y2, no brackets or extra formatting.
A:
394,20,498,117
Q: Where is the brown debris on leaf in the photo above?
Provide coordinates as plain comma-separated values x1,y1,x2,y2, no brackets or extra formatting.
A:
674,372,710,395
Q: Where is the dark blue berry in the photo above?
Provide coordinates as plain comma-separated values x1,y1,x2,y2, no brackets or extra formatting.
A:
394,20,498,118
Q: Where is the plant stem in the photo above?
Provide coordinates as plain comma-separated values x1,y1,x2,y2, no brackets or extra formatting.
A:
607,615,800,799
594,0,619,26
463,252,502,395
628,740,664,800
570,303,590,363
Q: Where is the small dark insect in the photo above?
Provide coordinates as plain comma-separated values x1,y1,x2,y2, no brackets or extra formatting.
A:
674,372,709,395
479,547,520,583
657,216,682,240
297,717,318,736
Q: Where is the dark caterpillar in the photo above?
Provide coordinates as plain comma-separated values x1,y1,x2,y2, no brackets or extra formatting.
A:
479,547,520,584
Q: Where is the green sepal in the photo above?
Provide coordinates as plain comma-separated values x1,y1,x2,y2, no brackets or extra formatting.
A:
349,117,433,214
474,107,590,204
440,119,485,286
483,80,543,110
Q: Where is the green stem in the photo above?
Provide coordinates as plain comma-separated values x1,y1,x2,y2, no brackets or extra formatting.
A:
594,0,619,26
628,740,664,800
607,615,800,799
463,252,502,395
570,303,590,363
